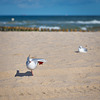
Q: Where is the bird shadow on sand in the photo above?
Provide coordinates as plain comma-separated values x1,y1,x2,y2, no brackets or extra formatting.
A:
75,51,79,53
15,70,32,77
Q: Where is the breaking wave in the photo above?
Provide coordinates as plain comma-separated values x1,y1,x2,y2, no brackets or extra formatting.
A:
39,26,60,31
66,20,100,24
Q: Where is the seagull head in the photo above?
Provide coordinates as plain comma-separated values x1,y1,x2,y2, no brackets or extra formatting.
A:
27,54,30,61
79,46,82,49
27,54,32,63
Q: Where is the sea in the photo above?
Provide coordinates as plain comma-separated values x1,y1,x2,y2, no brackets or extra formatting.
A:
0,15,100,31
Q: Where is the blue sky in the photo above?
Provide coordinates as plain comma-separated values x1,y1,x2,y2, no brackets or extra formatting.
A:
0,0,100,15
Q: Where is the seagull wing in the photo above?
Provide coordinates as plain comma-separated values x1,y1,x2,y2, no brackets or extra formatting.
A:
32,58,46,65
83,48,88,52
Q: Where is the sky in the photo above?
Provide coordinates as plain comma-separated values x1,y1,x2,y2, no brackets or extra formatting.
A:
0,0,100,15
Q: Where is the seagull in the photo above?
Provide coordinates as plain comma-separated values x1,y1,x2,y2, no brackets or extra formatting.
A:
26,55,46,76
78,46,88,53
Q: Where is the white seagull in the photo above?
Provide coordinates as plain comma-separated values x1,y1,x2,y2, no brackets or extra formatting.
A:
78,46,88,53
26,55,46,76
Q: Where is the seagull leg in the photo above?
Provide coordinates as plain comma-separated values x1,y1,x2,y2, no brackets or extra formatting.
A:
31,70,33,76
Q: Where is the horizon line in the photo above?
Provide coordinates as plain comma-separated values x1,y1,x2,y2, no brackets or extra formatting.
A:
0,14,100,16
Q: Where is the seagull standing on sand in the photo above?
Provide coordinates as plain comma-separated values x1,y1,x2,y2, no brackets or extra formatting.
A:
26,55,46,76
78,46,88,53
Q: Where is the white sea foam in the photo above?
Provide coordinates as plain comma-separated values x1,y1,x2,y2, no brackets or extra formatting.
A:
65,20,100,24
0,22,7,25
80,27,87,30
39,26,60,31
37,20,100,25
77,20,100,24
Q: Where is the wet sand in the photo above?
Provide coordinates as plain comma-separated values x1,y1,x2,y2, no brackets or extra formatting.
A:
0,31,100,100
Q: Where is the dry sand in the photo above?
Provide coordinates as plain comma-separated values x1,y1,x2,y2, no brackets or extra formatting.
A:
0,31,100,100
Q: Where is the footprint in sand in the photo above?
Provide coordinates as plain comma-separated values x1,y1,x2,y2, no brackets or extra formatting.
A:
19,93,24,96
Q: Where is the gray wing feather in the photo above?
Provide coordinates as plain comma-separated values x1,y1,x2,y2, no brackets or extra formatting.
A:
32,58,46,62
83,48,87,51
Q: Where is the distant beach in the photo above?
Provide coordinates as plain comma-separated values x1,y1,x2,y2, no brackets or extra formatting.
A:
0,31,100,100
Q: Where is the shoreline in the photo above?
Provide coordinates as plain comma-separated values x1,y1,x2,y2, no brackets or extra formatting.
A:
0,26,100,32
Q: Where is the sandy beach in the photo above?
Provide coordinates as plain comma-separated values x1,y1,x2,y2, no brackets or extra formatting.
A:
0,31,100,100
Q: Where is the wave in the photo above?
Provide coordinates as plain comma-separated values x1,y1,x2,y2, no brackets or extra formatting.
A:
66,20,100,24
36,20,100,25
80,27,87,30
0,22,7,25
1,20,100,25
39,26,60,31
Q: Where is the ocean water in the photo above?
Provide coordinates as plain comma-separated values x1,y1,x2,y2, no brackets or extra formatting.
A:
0,15,100,31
